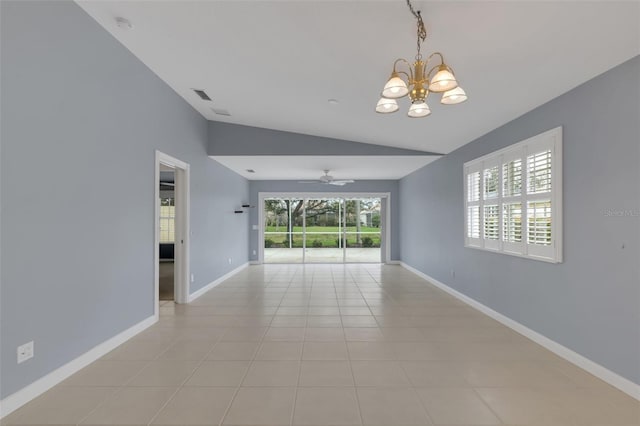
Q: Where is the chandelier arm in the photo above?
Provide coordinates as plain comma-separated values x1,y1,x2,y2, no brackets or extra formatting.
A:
393,58,414,81
396,71,411,84
393,58,412,72
426,64,441,79
427,52,445,64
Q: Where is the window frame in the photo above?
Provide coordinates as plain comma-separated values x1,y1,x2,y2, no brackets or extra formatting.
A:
463,127,563,263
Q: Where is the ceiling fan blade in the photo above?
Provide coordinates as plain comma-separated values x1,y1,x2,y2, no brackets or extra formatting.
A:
297,180,321,184
330,180,355,185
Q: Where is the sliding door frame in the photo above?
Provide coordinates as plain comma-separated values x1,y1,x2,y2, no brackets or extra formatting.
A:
258,192,391,264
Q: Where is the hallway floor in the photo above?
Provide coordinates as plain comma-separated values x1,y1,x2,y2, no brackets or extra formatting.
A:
4,264,638,425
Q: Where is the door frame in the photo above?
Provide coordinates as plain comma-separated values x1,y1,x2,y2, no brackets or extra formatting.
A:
258,192,391,264
154,151,191,318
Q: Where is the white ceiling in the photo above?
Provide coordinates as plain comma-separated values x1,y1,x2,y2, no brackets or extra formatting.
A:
211,155,437,180
77,1,639,156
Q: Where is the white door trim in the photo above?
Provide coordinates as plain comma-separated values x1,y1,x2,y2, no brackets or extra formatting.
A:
155,151,190,318
258,192,391,264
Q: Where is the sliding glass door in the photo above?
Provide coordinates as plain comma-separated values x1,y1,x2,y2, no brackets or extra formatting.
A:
344,198,382,263
263,195,384,264
263,198,304,263
305,198,343,263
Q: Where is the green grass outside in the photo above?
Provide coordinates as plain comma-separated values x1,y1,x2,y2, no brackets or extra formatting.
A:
264,230,380,248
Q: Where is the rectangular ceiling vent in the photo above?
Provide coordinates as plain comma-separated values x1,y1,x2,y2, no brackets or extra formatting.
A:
192,89,211,101
211,108,231,116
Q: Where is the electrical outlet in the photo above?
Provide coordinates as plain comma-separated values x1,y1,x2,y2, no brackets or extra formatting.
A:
17,341,34,364
228,257,232,264
190,273,195,283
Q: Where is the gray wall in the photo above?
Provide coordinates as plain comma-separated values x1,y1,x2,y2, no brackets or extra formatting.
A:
0,1,249,398
209,122,439,156
399,56,640,384
248,180,400,262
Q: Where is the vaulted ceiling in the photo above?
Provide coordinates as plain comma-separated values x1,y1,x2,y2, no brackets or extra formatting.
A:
77,0,639,175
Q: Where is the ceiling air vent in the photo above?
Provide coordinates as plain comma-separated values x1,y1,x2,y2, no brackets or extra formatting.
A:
192,89,211,101
211,108,231,116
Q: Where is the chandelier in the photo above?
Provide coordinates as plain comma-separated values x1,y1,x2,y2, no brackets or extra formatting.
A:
376,0,467,118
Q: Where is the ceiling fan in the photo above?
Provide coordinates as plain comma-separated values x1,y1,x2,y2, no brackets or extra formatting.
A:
298,170,355,186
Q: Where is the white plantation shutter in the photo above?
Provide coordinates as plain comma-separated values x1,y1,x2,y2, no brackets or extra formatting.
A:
503,158,522,197
483,166,499,200
484,205,500,241
527,201,552,245
482,158,501,250
464,127,562,263
464,164,482,247
503,203,522,242
500,149,524,254
467,206,480,238
468,171,480,203
527,150,552,194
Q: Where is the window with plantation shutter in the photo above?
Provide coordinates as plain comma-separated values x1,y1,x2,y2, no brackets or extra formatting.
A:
463,127,562,263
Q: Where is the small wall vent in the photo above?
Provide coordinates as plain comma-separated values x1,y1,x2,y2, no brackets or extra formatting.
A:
212,108,231,116
192,89,211,101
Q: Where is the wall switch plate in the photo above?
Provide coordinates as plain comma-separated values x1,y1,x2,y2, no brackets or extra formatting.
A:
17,341,34,364
252,250,257,256
252,225,258,231
228,258,232,264
190,273,195,283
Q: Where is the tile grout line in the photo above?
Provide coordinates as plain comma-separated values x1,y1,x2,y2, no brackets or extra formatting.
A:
288,274,308,426
72,333,178,426
219,274,290,426
145,322,227,426
470,386,507,424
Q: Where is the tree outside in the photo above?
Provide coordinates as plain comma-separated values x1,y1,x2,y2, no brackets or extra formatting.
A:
263,197,381,248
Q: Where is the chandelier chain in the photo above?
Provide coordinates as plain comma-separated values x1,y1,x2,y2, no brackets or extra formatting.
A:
405,0,427,59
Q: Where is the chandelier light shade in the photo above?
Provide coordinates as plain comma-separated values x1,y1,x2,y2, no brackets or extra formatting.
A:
428,65,458,92
408,101,431,118
382,74,410,98
441,86,468,105
376,97,399,113
375,0,467,117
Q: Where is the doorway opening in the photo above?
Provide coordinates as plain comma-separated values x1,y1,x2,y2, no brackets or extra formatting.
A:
155,151,190,317
259,193,390,264
159,165,175,301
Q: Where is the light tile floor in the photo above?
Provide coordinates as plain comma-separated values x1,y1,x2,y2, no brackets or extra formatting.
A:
4,264,639,425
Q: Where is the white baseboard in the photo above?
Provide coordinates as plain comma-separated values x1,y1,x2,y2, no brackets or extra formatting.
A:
0,315,157,418
188,262,249,302
386,260,401,265
399,262,640,401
